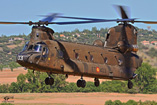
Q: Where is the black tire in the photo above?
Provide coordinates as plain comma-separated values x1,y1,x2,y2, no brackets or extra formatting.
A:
49,78,54,85
45,77,50,85
128,80,133,89
94,80,100,87
81,80,86,88
77,80,82,87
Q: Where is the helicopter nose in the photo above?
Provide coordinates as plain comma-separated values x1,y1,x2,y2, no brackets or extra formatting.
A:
16,54,30,62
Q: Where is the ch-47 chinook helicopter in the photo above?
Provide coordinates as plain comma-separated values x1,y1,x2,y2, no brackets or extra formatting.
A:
1,6,157,89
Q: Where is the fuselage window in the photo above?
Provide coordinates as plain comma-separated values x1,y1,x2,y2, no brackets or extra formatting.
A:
118,59,123,66
57,50,63,58
104,57,108,63
90,55,94,62
75,53,79,59
36,33,39,37
85,56,88,60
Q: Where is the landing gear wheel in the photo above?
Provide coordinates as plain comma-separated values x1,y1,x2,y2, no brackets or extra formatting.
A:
45,77,50,85
81,80,86,88
94,78,100,87
45,77,54,85
77,79,86,88
128,80,133,89
49,78,54,85
77,80,82,87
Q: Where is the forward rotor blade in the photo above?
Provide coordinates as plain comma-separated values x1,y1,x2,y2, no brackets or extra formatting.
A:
0,22,29,24
40,13,60,22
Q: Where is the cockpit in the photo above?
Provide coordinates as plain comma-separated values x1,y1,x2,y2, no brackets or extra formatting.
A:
22,41,48,53
18,41,49,64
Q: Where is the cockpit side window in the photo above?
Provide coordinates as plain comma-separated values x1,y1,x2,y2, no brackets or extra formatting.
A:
22,41,29,51
28,45,34,51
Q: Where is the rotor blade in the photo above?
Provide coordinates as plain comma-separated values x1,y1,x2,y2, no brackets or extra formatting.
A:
50,18,136,25
0,22,30,24
40,14,104,21
114,5,130,19
40,13,60,22
134,21,157,24
120,6,129,19
56,16,100,21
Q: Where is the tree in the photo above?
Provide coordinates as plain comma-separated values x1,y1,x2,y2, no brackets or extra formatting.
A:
92,27,98,34
9,82,20,93
0,64,3,71
2,46,10,53
73,29,80,33
126,100,137,105
105,100,113,105
134,63,157,93
9,62,18,71
17,74,27,92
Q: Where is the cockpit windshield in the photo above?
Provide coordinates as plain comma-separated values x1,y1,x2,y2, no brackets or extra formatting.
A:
22,41,29,51
34,44,42,52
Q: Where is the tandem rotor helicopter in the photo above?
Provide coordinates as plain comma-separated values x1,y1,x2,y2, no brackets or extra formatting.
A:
1,5,157,89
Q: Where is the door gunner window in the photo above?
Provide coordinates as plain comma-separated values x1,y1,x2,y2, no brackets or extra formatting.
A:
42,47,48,57
41,47,48,60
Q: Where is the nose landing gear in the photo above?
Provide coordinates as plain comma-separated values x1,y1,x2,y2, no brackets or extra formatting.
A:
128,80,133,89
127,73,137,89
45,73,54,85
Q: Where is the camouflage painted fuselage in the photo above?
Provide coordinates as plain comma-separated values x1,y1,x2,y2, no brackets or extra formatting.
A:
17,24,142,81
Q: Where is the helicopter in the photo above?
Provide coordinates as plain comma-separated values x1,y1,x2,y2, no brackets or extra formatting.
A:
1,6,157,89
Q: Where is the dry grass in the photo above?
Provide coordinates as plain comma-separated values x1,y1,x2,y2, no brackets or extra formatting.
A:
0,93,156,105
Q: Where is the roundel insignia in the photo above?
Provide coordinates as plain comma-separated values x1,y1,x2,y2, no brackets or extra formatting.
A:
96,67,100,73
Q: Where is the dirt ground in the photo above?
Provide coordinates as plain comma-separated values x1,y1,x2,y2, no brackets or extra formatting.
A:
0,67,27,84
0,93,156,105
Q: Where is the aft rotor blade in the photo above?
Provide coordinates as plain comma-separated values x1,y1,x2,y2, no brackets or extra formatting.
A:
51,18,136,25
113,5,130,19
134,21,157,24
56,16,100,21
119,6,129,19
